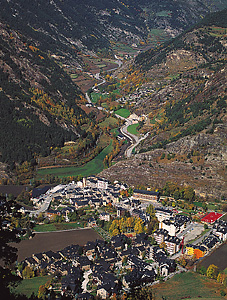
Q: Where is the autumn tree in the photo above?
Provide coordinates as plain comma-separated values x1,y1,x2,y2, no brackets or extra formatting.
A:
22,266,35,279
206,264,219,279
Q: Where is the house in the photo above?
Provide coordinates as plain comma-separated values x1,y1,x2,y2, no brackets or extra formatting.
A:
76,292,94,300
194,246,206,259
213,220,227,241
153,229,169,244
77,256,91,271
87,218,97,227
31,186,51,199
96,284,111,299
133,189,160,202
32,253,44,264
85,241,97,257
97,178,109,190
201,234,219,250
164,236,181,255
99,212,110,222
89,198,101,208
74,200,89,209
185,244,195,256
155,207,174,222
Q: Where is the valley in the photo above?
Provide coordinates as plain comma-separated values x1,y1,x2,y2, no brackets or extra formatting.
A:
0,2,227,300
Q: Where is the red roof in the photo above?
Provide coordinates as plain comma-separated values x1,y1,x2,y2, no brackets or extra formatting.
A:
201,212,223,224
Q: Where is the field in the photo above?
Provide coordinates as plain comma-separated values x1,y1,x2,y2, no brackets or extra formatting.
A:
12,276,52,297
98,117,119,129
127,123,140,135
90,92,104,103
33,222,82,232
37,141,113,178
115,108,130,118
152,272,225,300
13,228,102,262
198,243,227,270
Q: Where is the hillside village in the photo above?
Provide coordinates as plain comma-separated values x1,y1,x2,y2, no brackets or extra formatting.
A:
16,176,227,299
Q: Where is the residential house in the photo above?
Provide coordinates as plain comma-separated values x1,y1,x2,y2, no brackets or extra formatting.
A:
99,212,110,222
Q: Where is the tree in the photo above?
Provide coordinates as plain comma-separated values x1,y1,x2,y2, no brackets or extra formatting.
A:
147,217,159,234
22,266,35,279
0,196,22,298
146,204,156,218
38,284,46,299
206,264,219,279
134,218,144,234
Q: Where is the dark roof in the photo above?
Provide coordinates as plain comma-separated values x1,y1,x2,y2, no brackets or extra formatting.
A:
76,293,94,300
32,186,51,198
133,189,160,196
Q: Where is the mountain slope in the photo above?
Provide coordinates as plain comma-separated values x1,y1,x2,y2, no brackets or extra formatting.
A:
0,0,226,55
100,9,227,199
0,20,88,164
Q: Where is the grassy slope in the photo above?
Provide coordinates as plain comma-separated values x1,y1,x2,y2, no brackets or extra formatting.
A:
115,108,130,118
12,276,52,297
37,140,113,178
152,272,224,300
127,123,140,135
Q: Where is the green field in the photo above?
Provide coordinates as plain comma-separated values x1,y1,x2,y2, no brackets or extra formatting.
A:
115,108,130,118
99,117,119,129
70,73,78,79
90,92,104,103
33,222,82,232
127,123,140,135
37,141,113,178
152,272,224,300
12,276,52,297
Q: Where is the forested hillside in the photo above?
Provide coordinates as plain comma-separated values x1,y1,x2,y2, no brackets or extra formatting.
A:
0,0,226,56
100,9,227,199
0,20,88,164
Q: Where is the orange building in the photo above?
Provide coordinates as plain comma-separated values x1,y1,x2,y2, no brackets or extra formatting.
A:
194,246,206,259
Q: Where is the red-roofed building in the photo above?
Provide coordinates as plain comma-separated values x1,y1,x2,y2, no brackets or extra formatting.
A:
201,212,223,224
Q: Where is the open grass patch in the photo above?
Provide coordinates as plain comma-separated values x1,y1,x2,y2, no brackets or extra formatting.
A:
37,140,113,178
152,272,223,300
115,108,130,118
99,117,119,129
33,222,82,232
127,123,140,135
12,276,52,297
70,74,78,79
90,92,104,103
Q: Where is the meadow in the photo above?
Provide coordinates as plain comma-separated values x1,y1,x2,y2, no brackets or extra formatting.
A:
152,271,224,300
115,108,130,118
37,141,113,178
12,276,52,297
127,123,140,135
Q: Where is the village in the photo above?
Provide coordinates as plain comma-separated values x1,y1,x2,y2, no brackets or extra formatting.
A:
17,176,227,299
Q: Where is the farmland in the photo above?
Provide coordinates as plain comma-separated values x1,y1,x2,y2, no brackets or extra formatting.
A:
13,228,102,262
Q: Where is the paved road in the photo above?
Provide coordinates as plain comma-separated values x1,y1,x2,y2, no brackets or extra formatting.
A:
119,120,150,157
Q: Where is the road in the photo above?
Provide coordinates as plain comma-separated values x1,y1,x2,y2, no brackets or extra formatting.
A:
29,194,52,216
119,119,150,157
85,58,150,158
